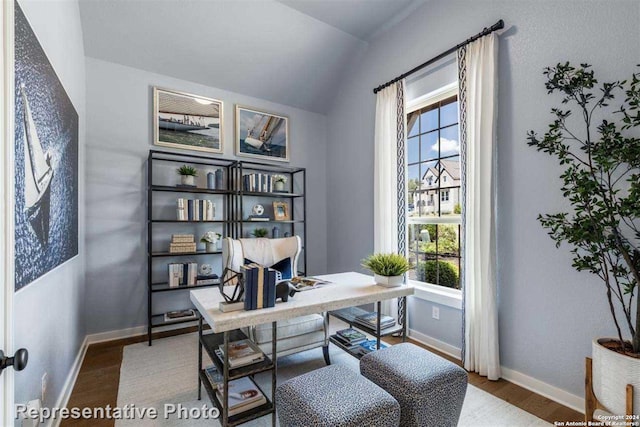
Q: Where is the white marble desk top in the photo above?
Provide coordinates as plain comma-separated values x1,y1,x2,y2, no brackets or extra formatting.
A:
190,272,415,333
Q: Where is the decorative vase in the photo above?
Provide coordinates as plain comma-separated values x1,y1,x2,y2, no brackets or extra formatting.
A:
374,274,404,288
207,172,215,189
205,242,216,253
272,226,280,239
592,338,640,416
274,181,285,192
181,175,195,186
215,169,224,190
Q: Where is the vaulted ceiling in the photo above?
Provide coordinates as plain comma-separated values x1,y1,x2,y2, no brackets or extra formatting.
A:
79,0,425,113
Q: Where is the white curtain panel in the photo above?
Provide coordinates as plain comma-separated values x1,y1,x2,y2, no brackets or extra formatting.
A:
461,33,501,380
374,81,405,319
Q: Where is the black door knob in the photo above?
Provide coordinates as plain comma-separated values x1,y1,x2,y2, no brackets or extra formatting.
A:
0,348,28,375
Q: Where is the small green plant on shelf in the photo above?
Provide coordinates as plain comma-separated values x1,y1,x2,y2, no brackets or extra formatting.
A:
252,228,269,238
177,165,197,176
361,253,411,277
177,165,198,186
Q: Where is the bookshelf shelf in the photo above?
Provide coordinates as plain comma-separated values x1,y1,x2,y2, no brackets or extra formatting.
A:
330,306,404,338
237,191,303,198
150,250,222,257
149,220,231,224
150,185,232,195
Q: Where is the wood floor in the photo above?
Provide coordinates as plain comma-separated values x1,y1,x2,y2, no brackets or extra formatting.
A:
61,328,582,426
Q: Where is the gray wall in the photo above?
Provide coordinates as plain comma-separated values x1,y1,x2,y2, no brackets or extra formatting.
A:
326,0,640,397
84,57,328,334
13,0,86,411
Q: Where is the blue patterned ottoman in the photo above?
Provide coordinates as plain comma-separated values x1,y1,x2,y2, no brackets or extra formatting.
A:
360,343,468,427
276,364,400,427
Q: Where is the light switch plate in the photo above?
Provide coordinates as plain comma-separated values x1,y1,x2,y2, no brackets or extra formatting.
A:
432,306,440,320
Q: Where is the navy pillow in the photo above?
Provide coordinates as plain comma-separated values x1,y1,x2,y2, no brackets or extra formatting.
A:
244,257,293,280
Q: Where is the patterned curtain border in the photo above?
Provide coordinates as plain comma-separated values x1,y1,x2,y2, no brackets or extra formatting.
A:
457,46,468,364
396,80,407,326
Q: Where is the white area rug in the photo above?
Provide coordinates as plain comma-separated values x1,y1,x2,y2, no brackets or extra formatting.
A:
117,333,550,426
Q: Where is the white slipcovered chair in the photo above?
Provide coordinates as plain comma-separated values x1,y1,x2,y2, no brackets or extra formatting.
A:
222,236,330,364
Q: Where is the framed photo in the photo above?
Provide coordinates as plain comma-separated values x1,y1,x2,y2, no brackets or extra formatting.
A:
235,105,289,162
273,202,290,221
153,87,223,153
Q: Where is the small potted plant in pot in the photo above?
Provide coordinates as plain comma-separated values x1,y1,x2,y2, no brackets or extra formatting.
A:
177,165,197,186
272,174,287,192
200,231,221,252
252,228,269,238
528,63,640,417
361,253,411,288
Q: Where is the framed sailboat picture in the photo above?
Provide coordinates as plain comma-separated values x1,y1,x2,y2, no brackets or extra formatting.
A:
153,87,223,153
235,106,289,162
14,3,79,290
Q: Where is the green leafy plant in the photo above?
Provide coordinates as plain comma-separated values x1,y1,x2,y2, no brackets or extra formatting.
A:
416,260,459,289
272,174,287,184
177,165,197,176
527,63,640,354
252,228,269,238
361,253,411,277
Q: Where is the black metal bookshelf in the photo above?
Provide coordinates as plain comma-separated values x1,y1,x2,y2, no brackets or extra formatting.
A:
230,161,307,276
146,151,309,345
147,150,235,345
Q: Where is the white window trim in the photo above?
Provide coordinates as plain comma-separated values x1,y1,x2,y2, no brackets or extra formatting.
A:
406,82,461,308
410,280,462,309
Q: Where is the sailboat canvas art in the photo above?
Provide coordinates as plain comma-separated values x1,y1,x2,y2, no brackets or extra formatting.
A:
236,106,289,162
14,3,79,290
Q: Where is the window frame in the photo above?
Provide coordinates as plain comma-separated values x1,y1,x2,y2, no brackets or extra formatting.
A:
405,83,462,305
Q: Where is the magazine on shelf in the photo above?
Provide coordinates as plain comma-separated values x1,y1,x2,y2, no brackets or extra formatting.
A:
354,312,396,330
335,328,367,344
215,377,267,416
164,309,196,323
215,345,265,369
204,365,223,389
287,276,329,291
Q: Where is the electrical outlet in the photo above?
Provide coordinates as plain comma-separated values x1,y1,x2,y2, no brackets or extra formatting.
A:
432,306,440,320
41,372,48,403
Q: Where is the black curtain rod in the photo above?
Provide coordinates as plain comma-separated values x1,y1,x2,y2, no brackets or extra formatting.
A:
372,19,505,94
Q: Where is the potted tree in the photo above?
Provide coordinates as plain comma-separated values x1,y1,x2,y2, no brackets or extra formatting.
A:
177,165,197,186
527,63,639,416
361,253,411,288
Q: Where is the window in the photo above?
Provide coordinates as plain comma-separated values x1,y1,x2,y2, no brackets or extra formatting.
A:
406,87,461,290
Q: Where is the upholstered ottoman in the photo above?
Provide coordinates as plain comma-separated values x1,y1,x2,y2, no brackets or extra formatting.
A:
360,343,468,427
276,364,400,427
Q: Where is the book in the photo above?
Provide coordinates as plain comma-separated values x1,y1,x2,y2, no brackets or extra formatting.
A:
248,217,270,221
336,328,367,344
354,312,396,330
214,347,264,369
241,264,254,310
288,276,328,291
196,278,220,286
204,364,223,389
256,265,265,309
214,377,267,416
168,263,182,287
164,309,196,322
357,339,390,354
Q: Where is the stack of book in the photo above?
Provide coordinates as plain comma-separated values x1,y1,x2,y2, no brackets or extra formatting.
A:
353,339,390,357
214,339,265,368
177,198,215,221
164,309,196,323
196,273,219,286
204,365,267,416
242,173,280,193
241,264,277,310
169,234,196,253
168,262,197,287
354,311,397,330
331,328,367,349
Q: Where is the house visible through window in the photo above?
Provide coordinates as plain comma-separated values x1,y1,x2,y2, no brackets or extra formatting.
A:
406,88,461,290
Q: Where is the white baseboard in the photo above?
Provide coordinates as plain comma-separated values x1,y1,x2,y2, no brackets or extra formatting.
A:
500,366,584,414
85,325,147,345
408,328,462,360
49,335,88,427
407,329,584,415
